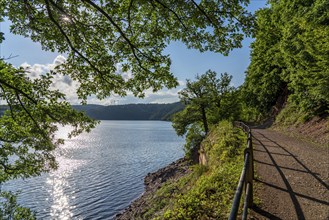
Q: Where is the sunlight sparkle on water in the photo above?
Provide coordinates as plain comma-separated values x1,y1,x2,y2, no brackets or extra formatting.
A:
47,155,87,219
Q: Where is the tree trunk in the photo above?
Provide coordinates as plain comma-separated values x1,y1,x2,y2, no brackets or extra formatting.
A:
201,106,209,134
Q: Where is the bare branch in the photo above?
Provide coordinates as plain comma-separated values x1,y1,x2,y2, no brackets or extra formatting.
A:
0,54,19,61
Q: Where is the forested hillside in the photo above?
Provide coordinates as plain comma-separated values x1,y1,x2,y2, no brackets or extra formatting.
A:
242,0,328,122
73,102,184,120
1,102,184,121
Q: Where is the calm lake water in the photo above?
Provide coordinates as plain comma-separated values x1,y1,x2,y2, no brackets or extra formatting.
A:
4,121,184,219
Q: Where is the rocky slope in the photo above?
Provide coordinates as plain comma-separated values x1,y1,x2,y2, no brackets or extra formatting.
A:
115,158,191,219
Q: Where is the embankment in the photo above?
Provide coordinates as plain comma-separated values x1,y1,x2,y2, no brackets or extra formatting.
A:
116,121,246,219
116,158,192,219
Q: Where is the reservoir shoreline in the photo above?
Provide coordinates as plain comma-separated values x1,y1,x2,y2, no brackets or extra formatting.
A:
116,158,191,219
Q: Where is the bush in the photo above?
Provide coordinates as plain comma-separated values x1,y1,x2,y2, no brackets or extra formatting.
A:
148,121,246,219
183,123,205,162
275,101,309,126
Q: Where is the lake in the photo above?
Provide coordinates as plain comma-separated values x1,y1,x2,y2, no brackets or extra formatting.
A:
3,121,185,219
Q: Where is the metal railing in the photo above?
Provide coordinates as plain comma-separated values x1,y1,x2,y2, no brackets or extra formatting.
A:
229,122,254,220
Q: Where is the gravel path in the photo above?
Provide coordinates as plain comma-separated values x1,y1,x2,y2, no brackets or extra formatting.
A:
250,129,329,220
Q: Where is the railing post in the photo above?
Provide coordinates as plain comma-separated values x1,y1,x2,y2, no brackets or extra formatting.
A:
230,122,254,219
246,130,254,208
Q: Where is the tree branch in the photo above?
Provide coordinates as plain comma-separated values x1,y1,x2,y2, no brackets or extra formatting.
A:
82,0,158,65
45,0,115,88
153,0,188,31
190,0,215,25
0,78,37,105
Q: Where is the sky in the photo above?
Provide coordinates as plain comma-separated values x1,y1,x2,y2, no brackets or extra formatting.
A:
0,1,267,105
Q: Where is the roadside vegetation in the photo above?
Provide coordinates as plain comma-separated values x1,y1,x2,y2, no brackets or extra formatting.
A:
242,0,328,145
129,121,246,219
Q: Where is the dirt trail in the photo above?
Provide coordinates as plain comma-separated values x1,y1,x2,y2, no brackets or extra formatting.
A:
250,129,329,220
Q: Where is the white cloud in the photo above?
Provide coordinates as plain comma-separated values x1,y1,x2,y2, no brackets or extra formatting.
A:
21,55,80,103
53,55,66,65
21,55,183,105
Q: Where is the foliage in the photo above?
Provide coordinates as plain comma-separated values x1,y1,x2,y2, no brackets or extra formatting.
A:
177,70,234,134
242,7,287,115
2,0,254,102
239,101,265,123
183,123,205,161
134,121,246,219
274,101,310,127
0,191,36,220
243,0,329,119
0,61,96,183
162,122,245,219
172,70,239,160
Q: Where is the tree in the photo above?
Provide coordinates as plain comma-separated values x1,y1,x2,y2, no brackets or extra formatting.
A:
243,0,329,119
2,0,254,101
172,70,235,160
242,7,287,115
0,61,95,182
276,0,329,115
175,70,233,134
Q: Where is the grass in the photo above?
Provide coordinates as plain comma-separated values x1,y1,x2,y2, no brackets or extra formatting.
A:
135,121,247,219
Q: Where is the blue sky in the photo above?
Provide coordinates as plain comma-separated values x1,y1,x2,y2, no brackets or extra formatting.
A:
0,1,267,104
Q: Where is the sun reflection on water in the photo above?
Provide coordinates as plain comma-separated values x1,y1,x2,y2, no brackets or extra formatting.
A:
47,155,86,219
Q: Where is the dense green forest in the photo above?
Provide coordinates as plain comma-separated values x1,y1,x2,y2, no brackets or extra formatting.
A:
243,0,328,121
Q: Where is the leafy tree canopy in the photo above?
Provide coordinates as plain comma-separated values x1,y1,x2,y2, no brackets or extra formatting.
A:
0,60,95,218
172,70,237,160
242,7,286,114
0,61,96,183
174,70,234,134
2,0,254,101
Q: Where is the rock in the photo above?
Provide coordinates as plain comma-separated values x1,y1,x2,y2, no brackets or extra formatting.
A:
115,158,191,219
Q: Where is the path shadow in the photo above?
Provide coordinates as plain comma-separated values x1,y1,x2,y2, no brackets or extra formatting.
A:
251,205,282,220
256,132,329,191
252,131,329,219
254,159,320,175
254,178,329,206
252,134,305,220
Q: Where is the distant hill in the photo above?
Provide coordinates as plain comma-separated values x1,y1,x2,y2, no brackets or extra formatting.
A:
0,102,184,121
72,102,184,121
